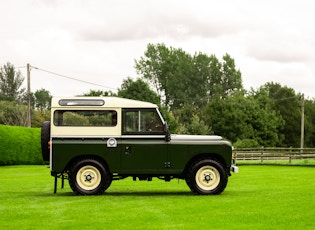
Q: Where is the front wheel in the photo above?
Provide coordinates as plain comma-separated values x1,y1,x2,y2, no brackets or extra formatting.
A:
68,158,112,195
185,158,228,195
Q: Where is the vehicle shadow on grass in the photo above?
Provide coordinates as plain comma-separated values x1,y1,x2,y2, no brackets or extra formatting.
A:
31,184,237,197
105,191,193,196
104,189,240,197
37,189,241,197
7,190,237,199
40,190,193,197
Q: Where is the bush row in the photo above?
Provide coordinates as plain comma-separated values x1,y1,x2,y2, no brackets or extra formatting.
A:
0,125,45,165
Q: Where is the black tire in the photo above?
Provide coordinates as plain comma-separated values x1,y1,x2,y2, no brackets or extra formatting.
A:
185,158,228,195
41,121,51,162
68,158,112,195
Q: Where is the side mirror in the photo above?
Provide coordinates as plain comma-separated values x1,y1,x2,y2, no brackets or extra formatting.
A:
164,123,171,142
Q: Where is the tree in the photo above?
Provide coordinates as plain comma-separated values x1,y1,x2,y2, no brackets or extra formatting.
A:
135,43,192,108
174,114,212,135
221,54,243,98
81,90,117,97
27,88,52,127
135,43,243,110
31,109,50,128
204,93,249,142
0,62,25,102
33,89,52,111
304,99,315,147
118,77,160,105
204,92,284,146
195,53,243,100
257,82,301,147
0,100,28,126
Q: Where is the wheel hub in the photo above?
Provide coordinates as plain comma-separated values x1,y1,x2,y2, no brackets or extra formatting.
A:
204,174,212,182
85,174,94,182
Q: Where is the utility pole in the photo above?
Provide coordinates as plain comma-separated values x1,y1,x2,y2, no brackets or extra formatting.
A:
300,94,304,151
27,63,31,127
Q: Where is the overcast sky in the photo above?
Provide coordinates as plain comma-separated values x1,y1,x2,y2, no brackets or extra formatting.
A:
1,0,315,98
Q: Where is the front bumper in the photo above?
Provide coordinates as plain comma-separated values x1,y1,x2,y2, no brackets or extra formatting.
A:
230,151,239,173
230,165,239,173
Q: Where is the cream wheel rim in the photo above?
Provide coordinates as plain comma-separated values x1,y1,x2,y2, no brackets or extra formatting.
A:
76,165,101,190
195,166,220,191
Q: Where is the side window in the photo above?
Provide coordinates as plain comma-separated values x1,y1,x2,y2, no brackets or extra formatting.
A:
123,109,164,134
124,111,139,132
54,110,117,127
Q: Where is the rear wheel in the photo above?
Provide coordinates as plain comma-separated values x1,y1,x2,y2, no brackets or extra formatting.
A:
186,158,228,195
68,158,112,195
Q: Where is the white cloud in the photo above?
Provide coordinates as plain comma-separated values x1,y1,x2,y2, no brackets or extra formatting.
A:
1,0,315,98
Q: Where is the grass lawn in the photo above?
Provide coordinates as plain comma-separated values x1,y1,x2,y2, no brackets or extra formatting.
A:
0,165,314,230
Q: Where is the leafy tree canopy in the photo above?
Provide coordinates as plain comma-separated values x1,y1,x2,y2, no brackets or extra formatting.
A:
81,90,117,97
135,43,243,110
204,92,284,146
33,88,52,111
0,100,28,126
118,77,160,105
0,62,25,102
252,82,301,147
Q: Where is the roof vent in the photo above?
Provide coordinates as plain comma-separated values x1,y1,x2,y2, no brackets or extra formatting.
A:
58,99,105,106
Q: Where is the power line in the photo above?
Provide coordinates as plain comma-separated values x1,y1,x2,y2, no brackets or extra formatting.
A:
12,65,307,102
160,95,300,105
30,65,118,91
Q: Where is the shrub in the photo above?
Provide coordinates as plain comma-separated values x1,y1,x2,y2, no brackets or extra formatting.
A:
0,125,44,165
233,138,260,148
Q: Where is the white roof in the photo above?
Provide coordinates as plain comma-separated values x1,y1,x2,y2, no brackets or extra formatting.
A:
51,96,158,108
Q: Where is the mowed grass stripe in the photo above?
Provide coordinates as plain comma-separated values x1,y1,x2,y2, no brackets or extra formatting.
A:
0,165,314,229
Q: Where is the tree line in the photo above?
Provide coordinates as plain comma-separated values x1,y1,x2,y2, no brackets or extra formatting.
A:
1,43,315,148
0,62,51,127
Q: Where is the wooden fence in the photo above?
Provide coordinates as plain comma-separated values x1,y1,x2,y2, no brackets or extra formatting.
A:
233,147,315,165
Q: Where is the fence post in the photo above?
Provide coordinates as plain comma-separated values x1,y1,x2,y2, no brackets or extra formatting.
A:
260,146,264,164
289,146,292,164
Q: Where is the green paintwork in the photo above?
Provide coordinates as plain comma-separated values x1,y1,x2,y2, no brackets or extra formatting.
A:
168,140,232,173
52,138,121,173
120,138,168,174
51,136,232,176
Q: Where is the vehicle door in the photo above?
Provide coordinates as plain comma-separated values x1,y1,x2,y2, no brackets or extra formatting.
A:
120,108,168,174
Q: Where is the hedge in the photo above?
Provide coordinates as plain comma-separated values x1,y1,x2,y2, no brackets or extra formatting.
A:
0,125,44,165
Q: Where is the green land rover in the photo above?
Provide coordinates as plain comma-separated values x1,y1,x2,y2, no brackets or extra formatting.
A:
41,97,238,195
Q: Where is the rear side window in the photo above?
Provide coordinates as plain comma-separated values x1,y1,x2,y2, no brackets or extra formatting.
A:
54,110,117,127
